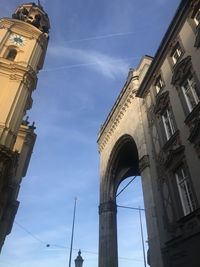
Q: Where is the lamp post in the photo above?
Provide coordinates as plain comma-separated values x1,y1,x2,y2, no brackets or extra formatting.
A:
75,250,84,267
68,197,77,267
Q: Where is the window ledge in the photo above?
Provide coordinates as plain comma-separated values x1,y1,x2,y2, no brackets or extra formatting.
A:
177,208,200,224
162,130,180,151
171,53,184,71
184,102,200,124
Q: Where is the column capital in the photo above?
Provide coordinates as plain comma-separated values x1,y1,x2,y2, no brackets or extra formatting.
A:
99,200,117,214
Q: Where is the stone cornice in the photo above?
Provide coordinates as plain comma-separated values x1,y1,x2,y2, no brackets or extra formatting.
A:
0,18,48,43
97,71,139,153
0,59,38,90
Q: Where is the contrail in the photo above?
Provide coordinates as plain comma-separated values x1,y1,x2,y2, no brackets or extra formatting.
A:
64,25,163,43
65,31,138,43
41,56,141,72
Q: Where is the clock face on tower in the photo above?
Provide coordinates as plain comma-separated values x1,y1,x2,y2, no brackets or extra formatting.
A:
9,34,25,46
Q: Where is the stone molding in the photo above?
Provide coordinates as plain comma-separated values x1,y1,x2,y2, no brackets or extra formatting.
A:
0,18,46,41
171,56,191,86
97,74,139,153
154,91,169,115
99,200,117,214
139,155,150,172
0,60,38,90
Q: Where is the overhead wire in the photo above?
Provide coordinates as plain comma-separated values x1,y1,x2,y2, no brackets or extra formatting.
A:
14,221,142,262
116,176,137,197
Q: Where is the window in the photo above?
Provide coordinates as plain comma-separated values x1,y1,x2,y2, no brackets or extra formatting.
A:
181,72,200,112
171,43,183,65
194,9,200,26
162,108,176,140
155,75,164,94
6,49,17,61
175,166,196,215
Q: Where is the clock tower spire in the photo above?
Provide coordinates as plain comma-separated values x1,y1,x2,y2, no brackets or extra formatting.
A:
0,2,50,251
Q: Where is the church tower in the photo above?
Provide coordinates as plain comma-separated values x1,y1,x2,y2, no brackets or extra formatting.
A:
0,2,50,251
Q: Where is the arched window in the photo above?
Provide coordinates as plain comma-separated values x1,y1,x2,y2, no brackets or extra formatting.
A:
6,49,17,61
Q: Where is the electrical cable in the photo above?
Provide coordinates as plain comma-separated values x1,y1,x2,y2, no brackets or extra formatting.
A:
14,221,142,262
116,176,137,197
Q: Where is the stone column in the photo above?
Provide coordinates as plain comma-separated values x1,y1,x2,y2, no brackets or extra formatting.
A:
98,200,118,267
139,155,164,267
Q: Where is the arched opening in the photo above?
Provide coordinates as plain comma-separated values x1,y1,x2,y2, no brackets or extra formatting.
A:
99,135,148,267
117,177,148,267
108,134,139,197
5,48,17,61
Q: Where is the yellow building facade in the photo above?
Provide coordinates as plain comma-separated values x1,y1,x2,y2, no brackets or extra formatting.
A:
0,2,50,251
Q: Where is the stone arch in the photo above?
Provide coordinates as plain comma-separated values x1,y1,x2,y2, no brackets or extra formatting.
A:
98,57,163,267
99,134,141,267
104,134,140,200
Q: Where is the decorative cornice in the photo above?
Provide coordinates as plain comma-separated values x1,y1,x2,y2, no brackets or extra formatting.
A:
98,74,139,153
188,118,200,143
154,91,169,115
0,60,38,90
184,102,200,125
171,56,192,85
0,18,46,41
164,145,185,168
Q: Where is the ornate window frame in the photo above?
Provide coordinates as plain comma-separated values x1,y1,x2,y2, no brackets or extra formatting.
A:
189,0,200,48
168,38,185,69
154,91,177,145
154,73,165,95
174,164,196,216
171,56,200,116
165,151,197,219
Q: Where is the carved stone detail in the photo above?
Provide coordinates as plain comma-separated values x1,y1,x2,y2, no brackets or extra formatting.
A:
184,103,200,157
98,75,139,153
171,56,192,86
154,91,169,114
164,145,185,169
194,24,200,48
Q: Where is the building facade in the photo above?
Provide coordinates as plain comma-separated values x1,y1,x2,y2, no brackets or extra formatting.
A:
0,3,50,251
97,0,200,266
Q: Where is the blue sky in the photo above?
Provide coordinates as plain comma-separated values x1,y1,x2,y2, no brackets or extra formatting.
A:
0,0,180,266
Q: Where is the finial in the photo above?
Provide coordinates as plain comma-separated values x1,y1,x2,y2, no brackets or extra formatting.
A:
29,121,36,130
38,0,41,6
22,116,29,126
78,250,81,256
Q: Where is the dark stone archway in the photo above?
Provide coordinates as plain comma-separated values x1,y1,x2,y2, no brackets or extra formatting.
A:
98,135,140,267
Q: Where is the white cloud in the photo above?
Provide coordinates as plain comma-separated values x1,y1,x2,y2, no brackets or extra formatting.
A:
45,45,130,79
